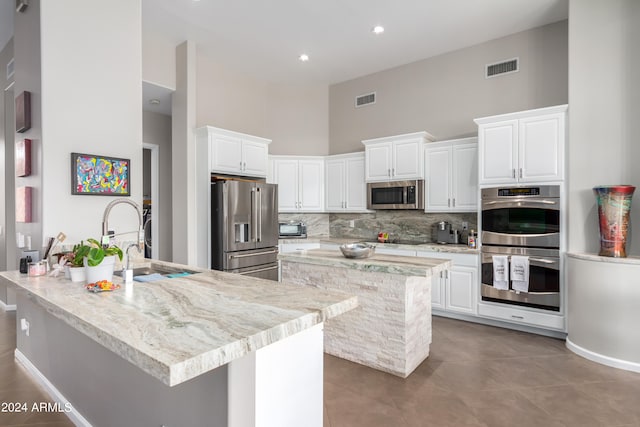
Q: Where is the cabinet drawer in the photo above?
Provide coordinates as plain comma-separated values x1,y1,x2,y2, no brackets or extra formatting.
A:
478,302,565,330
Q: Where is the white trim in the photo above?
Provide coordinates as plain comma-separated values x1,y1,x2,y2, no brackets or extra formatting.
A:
142,143,159,260
565,338,640,373
14,349,93,427
0,299,16,311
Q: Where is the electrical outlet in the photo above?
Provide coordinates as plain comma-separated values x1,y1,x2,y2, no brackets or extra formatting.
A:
349,220,355,228
20,318,30,336
462,222,468,231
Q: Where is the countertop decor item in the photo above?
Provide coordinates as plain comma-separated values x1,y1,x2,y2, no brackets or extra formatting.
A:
339,242,376,259
593,185,636,257
71,152,130,196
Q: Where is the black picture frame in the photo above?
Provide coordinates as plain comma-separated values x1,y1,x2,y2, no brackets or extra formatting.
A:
71,152,131,196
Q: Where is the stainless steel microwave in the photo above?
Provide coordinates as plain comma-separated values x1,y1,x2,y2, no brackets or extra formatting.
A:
367,180,424,210
278,221,307,238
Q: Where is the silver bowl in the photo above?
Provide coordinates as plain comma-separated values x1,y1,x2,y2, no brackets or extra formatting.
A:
339,243,376,259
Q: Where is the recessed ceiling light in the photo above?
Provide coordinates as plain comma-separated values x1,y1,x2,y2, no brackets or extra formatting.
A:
299,54,309,62
149,99,161,105
372,25,385,35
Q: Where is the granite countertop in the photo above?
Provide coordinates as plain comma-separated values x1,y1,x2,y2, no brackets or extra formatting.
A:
0,260,357,387
279,248,451,277
279,237,479,254
567,252,640,265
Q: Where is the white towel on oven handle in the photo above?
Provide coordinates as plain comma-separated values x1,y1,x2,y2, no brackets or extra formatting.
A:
492,255,509,290
511,255,530,293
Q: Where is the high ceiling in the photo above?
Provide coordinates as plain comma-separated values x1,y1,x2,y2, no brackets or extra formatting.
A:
142,0,568,85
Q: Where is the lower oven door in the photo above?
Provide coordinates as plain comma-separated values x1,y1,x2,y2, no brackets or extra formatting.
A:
481,246,560,311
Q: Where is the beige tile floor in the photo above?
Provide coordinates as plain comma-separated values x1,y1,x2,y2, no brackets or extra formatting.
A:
2,308,639,427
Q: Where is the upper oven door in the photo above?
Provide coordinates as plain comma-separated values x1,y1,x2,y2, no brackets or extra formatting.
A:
481,196,560,248
367,180,424,210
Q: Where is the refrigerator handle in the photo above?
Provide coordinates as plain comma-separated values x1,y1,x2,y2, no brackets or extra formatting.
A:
251,188,258,242
257,188,262,242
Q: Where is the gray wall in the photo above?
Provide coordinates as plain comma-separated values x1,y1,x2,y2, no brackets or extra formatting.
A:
567,0,640,255
143,110,173,262
329,20,568,154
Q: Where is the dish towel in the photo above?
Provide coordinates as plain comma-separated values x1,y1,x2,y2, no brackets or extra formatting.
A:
510,256,530,293
492,256,509,290
165,272,192,278
133,273,164,282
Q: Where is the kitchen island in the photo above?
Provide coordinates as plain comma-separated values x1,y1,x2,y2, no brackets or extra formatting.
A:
0,260,357,427
280,248,451,378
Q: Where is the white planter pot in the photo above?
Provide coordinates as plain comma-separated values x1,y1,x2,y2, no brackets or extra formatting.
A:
84,255,116,284
68,266,86,282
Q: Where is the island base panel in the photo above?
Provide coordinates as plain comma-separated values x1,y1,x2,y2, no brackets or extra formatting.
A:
282,261,432,378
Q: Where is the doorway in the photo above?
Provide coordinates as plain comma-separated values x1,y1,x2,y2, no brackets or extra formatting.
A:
142,143,159,260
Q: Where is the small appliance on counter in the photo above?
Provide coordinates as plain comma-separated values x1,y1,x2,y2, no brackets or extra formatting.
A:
278,221,307,239
436,221,459,244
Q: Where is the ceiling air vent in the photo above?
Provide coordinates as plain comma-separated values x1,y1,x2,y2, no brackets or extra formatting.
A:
355,92,376,108
486,57,519,79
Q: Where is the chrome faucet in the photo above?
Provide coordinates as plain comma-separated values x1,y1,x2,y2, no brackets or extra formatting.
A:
101,198,144,252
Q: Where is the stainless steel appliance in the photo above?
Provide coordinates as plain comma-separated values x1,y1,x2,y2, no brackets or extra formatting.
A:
480,185,561,311
211,180,279,281
367,180,424,210
279,221,307,238
436,221,459,244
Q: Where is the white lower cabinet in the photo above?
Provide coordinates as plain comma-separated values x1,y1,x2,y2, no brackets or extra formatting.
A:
279,242,321,253
477,303,565,331
416,251,478,316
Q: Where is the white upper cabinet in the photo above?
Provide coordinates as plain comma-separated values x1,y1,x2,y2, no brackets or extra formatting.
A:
270,156,324,213
474,105,567,185
196,126,270,178
325,152,368,212
362,131,435,182
425,137,478,212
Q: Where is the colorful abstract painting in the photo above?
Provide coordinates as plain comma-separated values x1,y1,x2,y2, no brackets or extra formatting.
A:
71,153,130,196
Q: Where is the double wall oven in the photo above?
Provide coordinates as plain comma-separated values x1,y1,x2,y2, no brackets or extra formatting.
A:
480,185,561,311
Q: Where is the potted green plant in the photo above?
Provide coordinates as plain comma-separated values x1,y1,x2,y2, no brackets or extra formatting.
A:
64,242,87,282
75,238,123,284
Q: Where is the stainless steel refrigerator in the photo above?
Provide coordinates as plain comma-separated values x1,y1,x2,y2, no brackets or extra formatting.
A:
211,180,279,280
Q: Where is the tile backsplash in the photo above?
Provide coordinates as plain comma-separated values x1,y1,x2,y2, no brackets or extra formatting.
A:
279,211,477,242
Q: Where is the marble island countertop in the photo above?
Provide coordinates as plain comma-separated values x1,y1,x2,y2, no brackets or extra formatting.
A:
0,260,357,387
279,248,452,277
279,237,478,254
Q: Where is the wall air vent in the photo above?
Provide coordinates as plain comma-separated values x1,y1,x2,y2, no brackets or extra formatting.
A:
486,57,519,78
7,58,14,80
355,92,376,108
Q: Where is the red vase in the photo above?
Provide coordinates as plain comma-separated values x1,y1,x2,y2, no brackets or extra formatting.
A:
593,185,635,257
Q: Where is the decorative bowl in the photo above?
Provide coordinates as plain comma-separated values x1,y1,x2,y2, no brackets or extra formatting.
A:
339,243,376,259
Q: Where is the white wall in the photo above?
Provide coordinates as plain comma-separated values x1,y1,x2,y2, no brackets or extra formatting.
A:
142,30,176,90
329,21,568,154
567,0,640,255
1,39,15,271
36,0,143,247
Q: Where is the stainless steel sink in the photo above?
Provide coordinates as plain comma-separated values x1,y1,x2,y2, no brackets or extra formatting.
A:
113,265,198,278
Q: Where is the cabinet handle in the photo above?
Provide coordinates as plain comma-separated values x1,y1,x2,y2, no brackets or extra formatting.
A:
452,198,456,207
392,168,395,177
388,169,391,177
512,169,516,178
511,315,524,320
240,161,243,170
244,162,247,171
519,168,523,178
447,199,451,207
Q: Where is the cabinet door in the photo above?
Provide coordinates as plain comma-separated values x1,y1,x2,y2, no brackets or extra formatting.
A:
451,143,478,211
345,156,367,211
365,142,393,181
325,160,346,211
425,146,451,211
431,273,445,310
273,159,299,212
210,133,243,174
446,265,477,315
298,160,324,212
242,140,269,177
393,137,423,179
478,120,518,185
519,113,564,182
